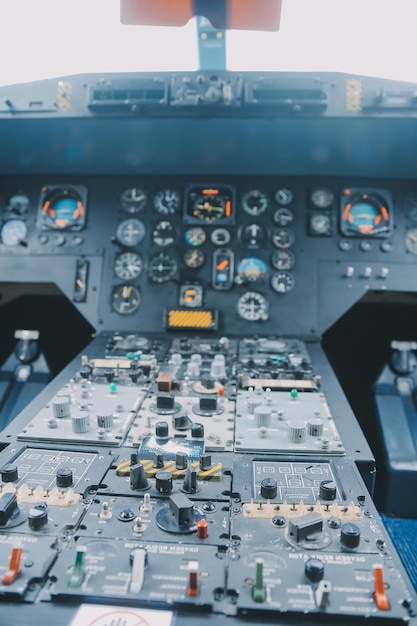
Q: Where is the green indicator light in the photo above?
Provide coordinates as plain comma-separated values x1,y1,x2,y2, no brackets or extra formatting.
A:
290,389,298,398
109,382,117,393
68,546,86,588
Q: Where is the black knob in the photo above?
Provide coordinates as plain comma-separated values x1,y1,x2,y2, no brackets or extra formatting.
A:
319,480,337,501
155,421,169,437
0,493,18,526
56,467,73,488
201,376,215,390
175,452,188,470
28,507,48,531
199,453,212,471
340,523,361,549
155,471,173,494
305,558,325,582
181,467,198,494
1,464,18,483
130,464,150,491
191,423,205,438
260,477,278,500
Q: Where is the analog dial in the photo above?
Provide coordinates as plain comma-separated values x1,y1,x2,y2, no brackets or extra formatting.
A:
272,228,295,249
271,271,295,293
8,193,30,214
311,187,334,209
273,207,293,226
405,228,417,255
239,223,267,249
236,291,269,321
340,189,392,237
271,249,295,270
38,186,86,230
152,220,176,247
236,257,268,283
184,227,206,247
148,252,178,283
116,219,146,247
183,248,205,268
114,251,143,280
0,218,27,246
211,228,231,245
120,188,147,213
111,284,141,315
242,190,269,216
309,212,333,236
275,188,293,205
185,185,234,224
153,189,181,214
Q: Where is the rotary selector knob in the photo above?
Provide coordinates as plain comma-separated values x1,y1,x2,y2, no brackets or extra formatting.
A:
340,523,361,549
288,421,307,443
56,467,73,488
319,480,337,501
97,412,113,429
155,471,173,494
155,421,169,437
308,418,324,437
210,354,226,379
305,558,325,582
28,507,48,531
255,405,272,429
247,397,262,415
191,423,204,438
1,464,18,483
260,477,278,500
71,410,90,433
52,396,71,418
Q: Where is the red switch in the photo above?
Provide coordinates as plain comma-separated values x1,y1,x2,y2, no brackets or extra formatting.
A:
2,544,23,585
373,564,389,611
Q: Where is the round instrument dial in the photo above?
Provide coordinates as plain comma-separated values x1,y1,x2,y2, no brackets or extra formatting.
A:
183,248,205,268
242,190,269,216
311,187,334,209
0,218,27,246
8,193,30,214
271,249,295,270
273,207,293,226
153,189,181,215
236,291,269,321
114,251,143,280
271,271,295,293
120,188,147,213
272,228,295,249
275,188,293,205
239,223,267,249
152,220,176,247
39,186,86,230
111,284,141,315
236,257,268,283
148,252,178,283
309,212,333,236
211,228,231,246
116,219,146,247
340,189,392,237
405,228,417,255
186,185,233,224
184,227,206,247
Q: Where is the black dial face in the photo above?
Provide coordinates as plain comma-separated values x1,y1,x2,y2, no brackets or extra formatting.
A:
116,219,146,247
120,188,147,213
38,185,87,231
271,249,295,270
148,252,178,283
275,188,293,205
236,291,269,321
340,189,393,237
242,190,269,216
272,228,295,249
239,223,267,249
152,220,176,247
273,207,294,226
153,189,181,214
183,248,205,268
114,251,143,280
185,185,234,224
211,228,231,246
111,284,141,315
271,271,295,293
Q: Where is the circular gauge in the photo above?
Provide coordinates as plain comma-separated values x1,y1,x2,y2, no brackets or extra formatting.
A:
311,187,334,209
236,257,268,283
275,188,293,205
271,249,295,270
116,219,146,247
153,189,181,214
120,188,147,213
272,228,295,249
273,207,293,226
186,185,233,224
8,193,30,214
211,227,231,246
236,291,269,321
271,271,295,293
239,224,267,249
0,218,27,246
340,190,392,237
114,251,143,280
111,284,141,315
405,228,417,255
152,220,176,247
242,190,269,216
148,252,178,283
39,187,86,230
184,226,206,247
309,212,332,235
183,248,205,268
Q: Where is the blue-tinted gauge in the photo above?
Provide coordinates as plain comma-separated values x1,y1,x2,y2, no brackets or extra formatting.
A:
183,248,205,268
0,218,27,246
309,212,333,236
271,249,295,270
272,228,295,248
341,189,393,237
116,218,146,247
38,186,87,231
185,184,235,224
271,271,295,293
184,226,206,246
236,257,268,283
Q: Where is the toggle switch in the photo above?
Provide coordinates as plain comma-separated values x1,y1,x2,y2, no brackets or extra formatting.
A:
181,466,198,494
129,547,148,593
252,558,266,602
130,463,150,491
68,545,87,588
2,544,23,585
373,564,389,610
